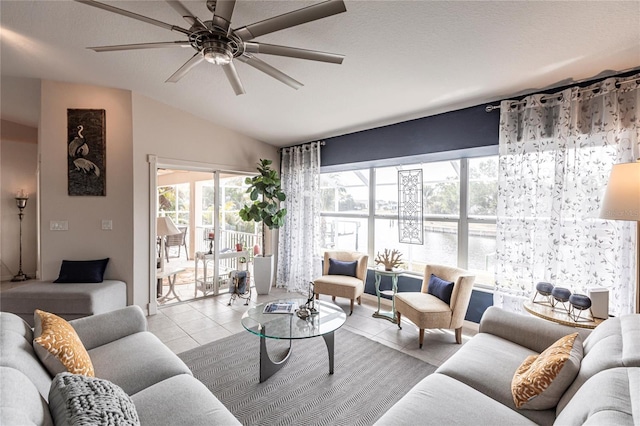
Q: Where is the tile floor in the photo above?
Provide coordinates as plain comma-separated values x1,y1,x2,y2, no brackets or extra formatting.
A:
150,286,478,367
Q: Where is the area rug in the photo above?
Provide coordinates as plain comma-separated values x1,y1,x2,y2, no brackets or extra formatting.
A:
179,327,437,426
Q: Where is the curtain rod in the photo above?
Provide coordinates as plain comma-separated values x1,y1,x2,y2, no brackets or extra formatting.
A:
278,140,325,152
485,74,640,112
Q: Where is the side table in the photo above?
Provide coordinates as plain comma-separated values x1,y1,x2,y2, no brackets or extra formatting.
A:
157,266,185,301
523,300,605,329
194,250,249,297
373,269,404,323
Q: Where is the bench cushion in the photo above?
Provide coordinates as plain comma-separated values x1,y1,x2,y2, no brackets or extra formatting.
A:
0,280,126,326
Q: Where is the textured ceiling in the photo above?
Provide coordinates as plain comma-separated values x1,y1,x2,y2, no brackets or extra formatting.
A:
1,1,639,146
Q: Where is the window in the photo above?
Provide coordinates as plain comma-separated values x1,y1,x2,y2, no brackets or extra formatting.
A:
320,171,369,214
319,155,498,287
158,183,190,225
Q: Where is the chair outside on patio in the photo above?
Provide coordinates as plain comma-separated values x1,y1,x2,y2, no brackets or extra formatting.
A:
165,226,188,261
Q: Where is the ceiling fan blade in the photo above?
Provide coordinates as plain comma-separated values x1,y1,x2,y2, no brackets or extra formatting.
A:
165,1,207,29
212,0,236,32
166,52,205,83
234,0,346,41
244,42,343,64
222,62,245,96
74,0,191,35
237,54,302,90
89,41,191,52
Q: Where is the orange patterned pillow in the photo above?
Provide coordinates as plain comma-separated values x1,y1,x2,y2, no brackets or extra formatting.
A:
33,310,95,377
511,332,582,410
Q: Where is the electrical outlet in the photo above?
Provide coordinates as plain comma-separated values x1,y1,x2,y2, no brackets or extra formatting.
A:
50,220,68,231
101,220,112,230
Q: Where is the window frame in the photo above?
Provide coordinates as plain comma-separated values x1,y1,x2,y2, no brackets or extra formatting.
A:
319,155,498,289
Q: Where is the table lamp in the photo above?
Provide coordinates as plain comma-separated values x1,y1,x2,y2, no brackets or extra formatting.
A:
157,216,181,273
600,160,640,313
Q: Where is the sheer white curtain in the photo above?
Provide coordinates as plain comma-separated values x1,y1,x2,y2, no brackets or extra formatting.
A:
494,74,640,317
276,141,322,293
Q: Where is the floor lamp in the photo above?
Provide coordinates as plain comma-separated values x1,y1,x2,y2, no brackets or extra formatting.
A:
600,160,640,314
157,216,182,273
11,190,31,282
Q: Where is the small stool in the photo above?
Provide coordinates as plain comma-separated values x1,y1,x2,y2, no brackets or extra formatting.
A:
569,294,593,322
533,282,554,306
228,271,251,306
551,287,572,314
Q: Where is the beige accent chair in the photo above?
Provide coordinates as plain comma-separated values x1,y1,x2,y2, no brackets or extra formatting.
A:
395,264,475,348
314,250,368,315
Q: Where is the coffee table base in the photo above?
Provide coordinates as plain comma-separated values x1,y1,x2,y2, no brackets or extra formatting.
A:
259,327,336,383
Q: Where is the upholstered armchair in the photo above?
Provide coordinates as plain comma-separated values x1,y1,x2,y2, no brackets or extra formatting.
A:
314,250,368,315
395,264,475,348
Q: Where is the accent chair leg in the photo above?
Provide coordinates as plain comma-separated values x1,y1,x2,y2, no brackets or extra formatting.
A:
349,299,354,316
357,296,361,305
332,296,336,302
455,327,462,344
396,311,402,329
419,329,425,349
315,293,319,300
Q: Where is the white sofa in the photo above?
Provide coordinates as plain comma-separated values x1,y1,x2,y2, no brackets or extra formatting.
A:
376,306,640,425
0,305,239,425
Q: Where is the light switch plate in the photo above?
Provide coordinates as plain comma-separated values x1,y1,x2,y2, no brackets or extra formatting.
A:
101,220,112,230
50,220,68,231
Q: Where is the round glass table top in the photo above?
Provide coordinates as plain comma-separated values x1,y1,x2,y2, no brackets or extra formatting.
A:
241,298,346,340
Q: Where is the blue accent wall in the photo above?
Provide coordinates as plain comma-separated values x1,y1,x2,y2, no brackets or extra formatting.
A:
364,269,493,323
321,105,499,167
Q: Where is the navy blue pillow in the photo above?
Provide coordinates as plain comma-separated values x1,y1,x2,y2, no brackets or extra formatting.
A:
427,274,454,304
53,258,110,283
328,258,358,277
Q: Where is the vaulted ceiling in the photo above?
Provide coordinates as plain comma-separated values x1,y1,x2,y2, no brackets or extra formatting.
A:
1,1,639,146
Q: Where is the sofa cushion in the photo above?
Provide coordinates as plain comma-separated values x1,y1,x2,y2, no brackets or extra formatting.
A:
49,372,139,426
511,332,582,410
88,331,192,396
436,333,556,425
374,373,537,426
53,258,110,283
426,274,454,305
0,311,34,341
328,258,357,277
0,366,53,426
0,330,53,400
33,310,95,377
557,314,640,413
555,367,639,425
131,374,241,426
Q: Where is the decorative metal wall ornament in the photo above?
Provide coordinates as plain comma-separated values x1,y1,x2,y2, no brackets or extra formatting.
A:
398,169,423,244
67,109,106,196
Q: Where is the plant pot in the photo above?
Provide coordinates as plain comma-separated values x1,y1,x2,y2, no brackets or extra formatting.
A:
235,243,243,252
253,255,273,295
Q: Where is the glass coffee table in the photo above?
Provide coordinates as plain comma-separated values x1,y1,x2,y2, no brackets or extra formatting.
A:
241,298,347,382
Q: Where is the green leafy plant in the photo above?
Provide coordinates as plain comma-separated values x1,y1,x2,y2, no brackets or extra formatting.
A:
239,159,287,256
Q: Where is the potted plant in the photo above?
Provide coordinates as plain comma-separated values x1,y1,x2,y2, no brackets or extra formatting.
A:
239,159,287,294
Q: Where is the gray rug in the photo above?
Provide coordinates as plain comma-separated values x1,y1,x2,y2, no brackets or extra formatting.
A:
179,327,437,426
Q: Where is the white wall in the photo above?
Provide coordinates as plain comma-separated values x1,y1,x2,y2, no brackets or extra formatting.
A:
131,93,278,312
39,80,135,302
1,122,38,280
3,80,278,313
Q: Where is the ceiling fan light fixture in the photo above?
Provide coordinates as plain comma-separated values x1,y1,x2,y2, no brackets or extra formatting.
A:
203,41,232,65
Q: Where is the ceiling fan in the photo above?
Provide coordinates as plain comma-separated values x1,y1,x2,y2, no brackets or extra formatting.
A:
75,0,347,95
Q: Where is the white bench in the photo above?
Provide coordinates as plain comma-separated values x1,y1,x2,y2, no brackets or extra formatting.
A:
0,280,127,326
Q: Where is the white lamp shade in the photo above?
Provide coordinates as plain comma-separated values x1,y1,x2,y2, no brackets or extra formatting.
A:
600,161,640,221
157,216,181,237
